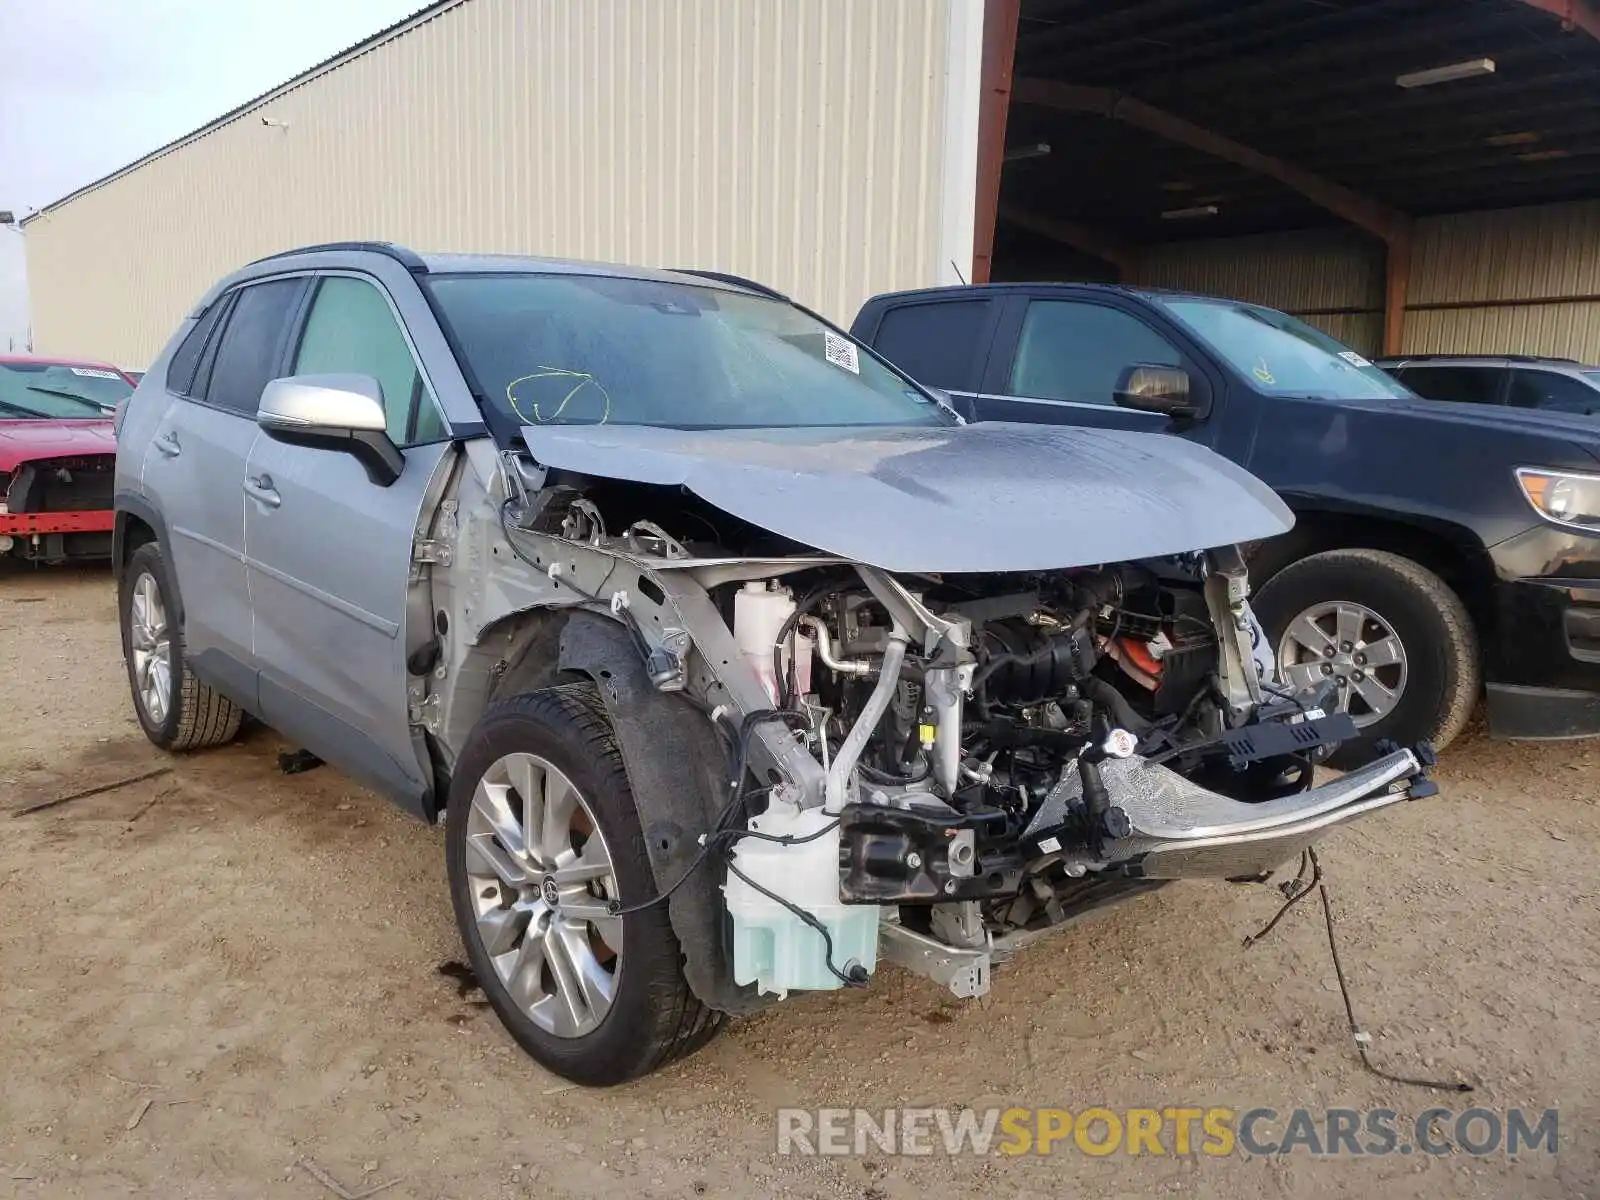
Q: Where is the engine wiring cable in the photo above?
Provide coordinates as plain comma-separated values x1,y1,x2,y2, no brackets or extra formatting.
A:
1244,846,1474,1094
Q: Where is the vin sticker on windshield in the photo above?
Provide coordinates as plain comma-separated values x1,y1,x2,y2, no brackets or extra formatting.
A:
69,367,121,380
823,331,861,375
1338,351,1372,368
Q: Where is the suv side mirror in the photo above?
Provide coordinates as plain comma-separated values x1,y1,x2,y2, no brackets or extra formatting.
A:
1113,364,1199,420
258,374,403,487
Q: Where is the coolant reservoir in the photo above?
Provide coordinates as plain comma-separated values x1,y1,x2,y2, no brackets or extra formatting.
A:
723,799,880,997
734,581,813,703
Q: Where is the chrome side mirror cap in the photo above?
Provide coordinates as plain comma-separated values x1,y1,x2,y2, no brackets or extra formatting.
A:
258,375,402,486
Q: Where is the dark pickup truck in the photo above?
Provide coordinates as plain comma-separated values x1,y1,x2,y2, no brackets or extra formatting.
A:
851,282,1600,764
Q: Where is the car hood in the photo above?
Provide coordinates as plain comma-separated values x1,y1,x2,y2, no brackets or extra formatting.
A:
521,421,1293,573
0,419,116,472
1330,393,1600,458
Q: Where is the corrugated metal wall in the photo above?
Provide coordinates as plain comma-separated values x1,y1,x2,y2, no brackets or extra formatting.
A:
25,0,955,367
1136,200,1600,361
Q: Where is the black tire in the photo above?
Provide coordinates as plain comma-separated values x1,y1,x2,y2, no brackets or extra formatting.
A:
1253,548,1479,768
119,541,243,751
445,683,722,1086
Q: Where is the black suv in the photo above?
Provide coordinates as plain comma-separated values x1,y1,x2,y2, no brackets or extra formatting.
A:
852,282,1600,763
1375,354,1600,416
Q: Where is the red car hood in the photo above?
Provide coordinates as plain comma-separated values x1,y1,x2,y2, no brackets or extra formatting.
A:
0,419,117,472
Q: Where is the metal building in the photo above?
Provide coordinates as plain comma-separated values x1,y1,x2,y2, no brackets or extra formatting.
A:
23,0,1600,368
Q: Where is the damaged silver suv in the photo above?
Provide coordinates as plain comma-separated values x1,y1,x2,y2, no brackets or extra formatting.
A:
113,243,1440,1085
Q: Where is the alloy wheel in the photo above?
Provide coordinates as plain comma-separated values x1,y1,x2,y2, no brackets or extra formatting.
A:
129,572,173,726
463,752,623,1037
1276,600,1408,726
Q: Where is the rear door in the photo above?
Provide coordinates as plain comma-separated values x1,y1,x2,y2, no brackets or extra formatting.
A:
975,292,1214,440
141,276,307,700
855,296,1002,419
243,272,452,805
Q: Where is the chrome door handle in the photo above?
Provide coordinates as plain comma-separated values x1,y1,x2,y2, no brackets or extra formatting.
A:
154,430,181,458
243,473,281,508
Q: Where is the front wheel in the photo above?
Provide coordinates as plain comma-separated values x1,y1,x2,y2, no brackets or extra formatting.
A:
1252,548,1480,768
445,684,722,1086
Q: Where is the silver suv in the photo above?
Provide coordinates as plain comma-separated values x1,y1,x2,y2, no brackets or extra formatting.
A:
115,243,1440,1085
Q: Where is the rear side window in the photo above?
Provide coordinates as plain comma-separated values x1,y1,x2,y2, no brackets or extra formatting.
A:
868,300,993,392
1508,369,1600,415
1399,365,1504,407
1008,300,1181,406
165,298,230,396
202,279,305,416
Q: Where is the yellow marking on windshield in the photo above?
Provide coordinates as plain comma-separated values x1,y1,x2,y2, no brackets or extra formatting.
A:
505,365,612,425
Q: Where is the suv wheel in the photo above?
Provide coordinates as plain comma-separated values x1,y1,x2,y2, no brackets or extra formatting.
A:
445,683,722,1086
119,541,244,751
1253,548,1480,768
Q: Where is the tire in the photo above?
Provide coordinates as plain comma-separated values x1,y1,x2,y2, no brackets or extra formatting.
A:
1252,548,1479,768
119,541,244,751
445,683,722,1086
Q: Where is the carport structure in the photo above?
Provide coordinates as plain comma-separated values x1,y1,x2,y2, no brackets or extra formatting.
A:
975,0,1600,355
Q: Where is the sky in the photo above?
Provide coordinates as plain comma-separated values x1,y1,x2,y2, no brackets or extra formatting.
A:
0,0,425,347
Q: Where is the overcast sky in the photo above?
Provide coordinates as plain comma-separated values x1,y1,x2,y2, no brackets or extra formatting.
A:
0,0,426,216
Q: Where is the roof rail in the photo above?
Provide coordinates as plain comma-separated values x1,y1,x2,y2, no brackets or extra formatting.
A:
671,268,788,300
248,240,428,273
1381,352,1579,364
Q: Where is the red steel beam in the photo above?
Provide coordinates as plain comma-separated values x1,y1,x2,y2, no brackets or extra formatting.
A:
972,0,1022,284
1518,0,1600,38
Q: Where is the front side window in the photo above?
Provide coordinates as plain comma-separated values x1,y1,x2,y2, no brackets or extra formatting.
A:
1008,300,1182,406
1154,297,1410,401
1397,365,1504,407
425,273,949,431
1508,369,1600,415
204,279,304,416
294,276,446,445
0,360,131,419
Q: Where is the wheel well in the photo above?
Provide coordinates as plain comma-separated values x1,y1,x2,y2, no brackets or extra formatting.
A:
118,513,158,574
1248,509,1496,644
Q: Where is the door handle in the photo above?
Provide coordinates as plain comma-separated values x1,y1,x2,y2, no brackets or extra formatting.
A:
154,430,182,458
243,473,281,508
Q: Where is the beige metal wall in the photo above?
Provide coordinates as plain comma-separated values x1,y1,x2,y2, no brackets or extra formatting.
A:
1136,200,1600,361
25,0,962,367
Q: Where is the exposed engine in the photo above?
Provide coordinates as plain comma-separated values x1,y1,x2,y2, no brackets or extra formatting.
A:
490,477,1438,1005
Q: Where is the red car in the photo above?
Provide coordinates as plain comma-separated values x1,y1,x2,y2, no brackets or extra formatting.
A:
0,354,134,563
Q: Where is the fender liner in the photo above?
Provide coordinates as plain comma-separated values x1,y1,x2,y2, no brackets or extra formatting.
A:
558,610,774,1016
114,493,182,620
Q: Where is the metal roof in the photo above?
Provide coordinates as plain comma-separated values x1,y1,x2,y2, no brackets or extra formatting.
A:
1004,0,1600,244
21,1,465,225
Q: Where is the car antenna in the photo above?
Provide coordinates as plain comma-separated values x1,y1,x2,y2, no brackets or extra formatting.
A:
949,259,969,286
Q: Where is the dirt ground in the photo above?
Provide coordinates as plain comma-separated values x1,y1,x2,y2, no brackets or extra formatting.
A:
0,567,1595,1199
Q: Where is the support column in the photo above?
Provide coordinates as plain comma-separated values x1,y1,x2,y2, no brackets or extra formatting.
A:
971,0,1020,284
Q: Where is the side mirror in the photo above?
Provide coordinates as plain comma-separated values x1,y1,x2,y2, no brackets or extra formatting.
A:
258,374,403,487
1113,364,1199,420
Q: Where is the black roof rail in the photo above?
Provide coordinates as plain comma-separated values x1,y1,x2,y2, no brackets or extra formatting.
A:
1381,352,1580,364
671,268,788,300
248,240,428,273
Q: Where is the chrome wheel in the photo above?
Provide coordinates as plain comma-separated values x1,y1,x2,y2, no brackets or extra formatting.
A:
129,571,173,726
463,752,622,1038
1276,600,1408,726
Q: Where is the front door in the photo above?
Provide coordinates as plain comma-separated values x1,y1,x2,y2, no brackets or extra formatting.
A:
243,273,453,806
973,295,1214,443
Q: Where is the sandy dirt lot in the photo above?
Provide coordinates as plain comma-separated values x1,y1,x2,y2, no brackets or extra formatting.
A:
1,568,1595,1199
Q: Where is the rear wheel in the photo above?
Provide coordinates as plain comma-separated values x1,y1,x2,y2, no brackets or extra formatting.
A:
119,541,243,751
1253,548,1479,767
445,684,722,1086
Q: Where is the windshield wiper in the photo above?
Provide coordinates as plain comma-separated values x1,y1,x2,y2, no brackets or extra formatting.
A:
24,385,115,413
0,397,63,419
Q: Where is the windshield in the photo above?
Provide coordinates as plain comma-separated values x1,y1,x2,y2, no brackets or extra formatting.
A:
0,361,131,419
1152,297,1411,402
426,273,951,430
